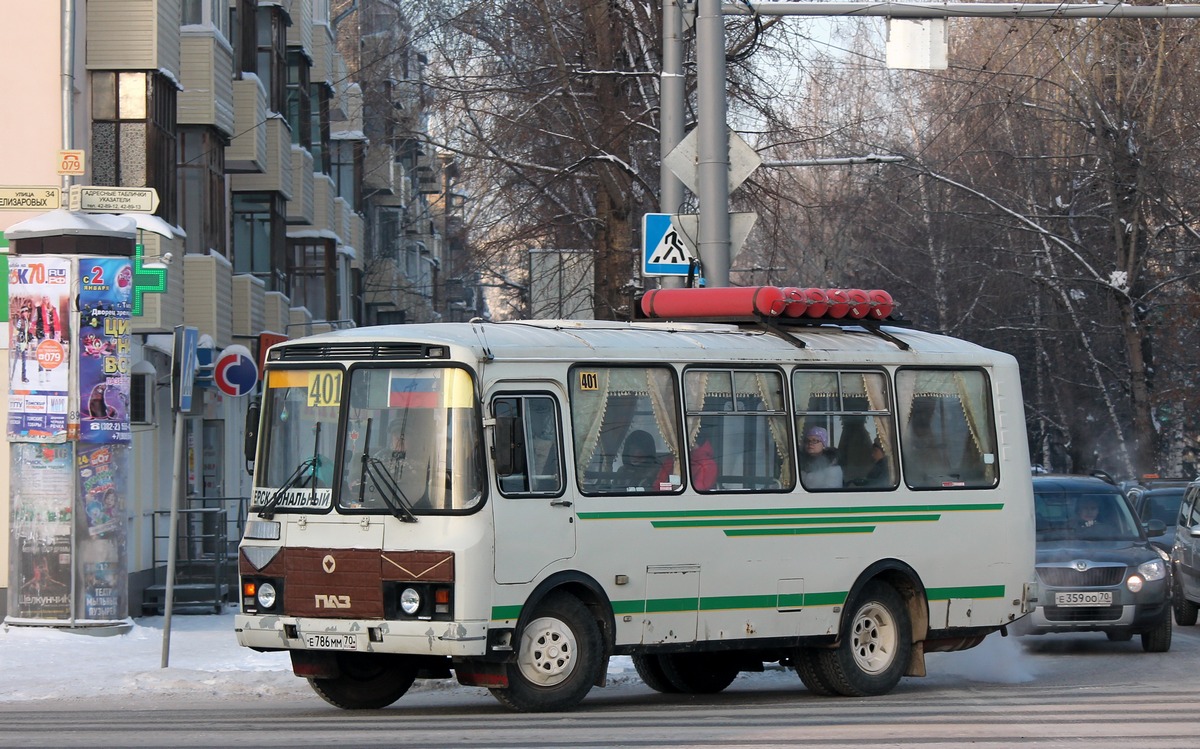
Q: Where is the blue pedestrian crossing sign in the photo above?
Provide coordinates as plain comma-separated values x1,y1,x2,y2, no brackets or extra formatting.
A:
642,213,698,276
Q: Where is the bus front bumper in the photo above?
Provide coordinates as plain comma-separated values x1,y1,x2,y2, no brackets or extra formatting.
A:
234,613,490,658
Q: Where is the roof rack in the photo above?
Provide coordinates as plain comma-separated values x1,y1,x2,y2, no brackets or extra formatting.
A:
632,286,913,350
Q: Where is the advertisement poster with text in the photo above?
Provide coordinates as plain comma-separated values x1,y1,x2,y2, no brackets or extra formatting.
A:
9,442,75,620
78,257,132,444
7,256,71,441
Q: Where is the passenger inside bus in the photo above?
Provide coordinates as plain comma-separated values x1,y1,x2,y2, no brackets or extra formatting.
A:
836,415,875,485
614,430,672,491
800,426,843,489
689,423,718,491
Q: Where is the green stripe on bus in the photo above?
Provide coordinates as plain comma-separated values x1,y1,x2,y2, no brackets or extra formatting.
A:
490,587,1008,621
926,585,1006,600
651,514,939,528
725,525,877,536
577,503,1003,521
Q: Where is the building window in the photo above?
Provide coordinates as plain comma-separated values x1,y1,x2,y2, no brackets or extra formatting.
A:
330,139,361,210
91,70,177,224
230,0,257,76
256,4,286,113
177,127,227,257
232,192,286,290
286,49,311,149
288,239,336,320
310,83,331,175
182,0,229,38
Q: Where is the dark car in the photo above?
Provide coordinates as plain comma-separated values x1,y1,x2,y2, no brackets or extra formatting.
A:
1171,479,1200,626
1018,475,1172,651
1126,480,1190,555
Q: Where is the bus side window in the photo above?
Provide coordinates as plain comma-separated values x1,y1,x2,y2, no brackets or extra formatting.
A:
493,395,564,496
897,369,997,490
570,366,682,495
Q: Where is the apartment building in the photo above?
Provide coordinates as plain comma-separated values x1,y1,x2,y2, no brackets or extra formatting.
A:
0,0,476,620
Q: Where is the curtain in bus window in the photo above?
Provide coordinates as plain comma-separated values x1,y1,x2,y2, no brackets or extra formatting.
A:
738,370,792,488
571,366,680,494
897,369,996,489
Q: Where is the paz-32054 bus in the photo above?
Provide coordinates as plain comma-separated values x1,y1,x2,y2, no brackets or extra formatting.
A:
235,286,1037,712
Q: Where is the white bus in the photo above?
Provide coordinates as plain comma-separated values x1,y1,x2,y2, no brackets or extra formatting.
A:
235,286,1036,712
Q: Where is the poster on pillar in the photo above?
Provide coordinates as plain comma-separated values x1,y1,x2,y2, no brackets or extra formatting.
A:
77,258,133,444
9,442,75,620
76,443,129,621
6,256,71,442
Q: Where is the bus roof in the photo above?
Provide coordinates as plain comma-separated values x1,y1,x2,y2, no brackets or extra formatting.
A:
271,319,1014,368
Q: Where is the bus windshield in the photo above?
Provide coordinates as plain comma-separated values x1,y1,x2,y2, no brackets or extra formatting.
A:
337,366,483,514
255,368,343,513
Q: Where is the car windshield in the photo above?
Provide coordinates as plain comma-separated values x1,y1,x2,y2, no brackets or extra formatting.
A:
1034,490,1143,542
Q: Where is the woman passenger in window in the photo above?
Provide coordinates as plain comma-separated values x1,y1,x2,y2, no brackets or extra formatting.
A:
801,426,843,489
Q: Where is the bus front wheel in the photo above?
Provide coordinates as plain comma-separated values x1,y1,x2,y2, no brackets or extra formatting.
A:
307,653,418,709
816,581,911,697
491,593,604,712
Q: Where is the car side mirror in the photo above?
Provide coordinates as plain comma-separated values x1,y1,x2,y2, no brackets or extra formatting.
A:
1144,519,1166,538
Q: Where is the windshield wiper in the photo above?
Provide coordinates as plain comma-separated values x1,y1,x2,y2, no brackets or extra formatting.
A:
258,422,322,520
355,418,417,523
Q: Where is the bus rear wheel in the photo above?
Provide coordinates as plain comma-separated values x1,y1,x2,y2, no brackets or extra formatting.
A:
632,654,681,693
816,581,911,697
657,653,739,694
491,593,604,712
307,653,418,709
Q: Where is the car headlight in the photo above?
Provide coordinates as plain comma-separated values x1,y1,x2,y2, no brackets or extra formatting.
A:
1154,546,1170,562
257,581,277,609
400,587,421,615
1138,558,1167,582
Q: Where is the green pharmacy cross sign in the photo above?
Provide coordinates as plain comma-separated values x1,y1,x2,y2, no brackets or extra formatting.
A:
132,243,167,316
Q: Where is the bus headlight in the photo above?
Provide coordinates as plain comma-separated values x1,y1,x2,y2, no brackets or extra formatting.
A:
257,582,277,609
400,587,421,615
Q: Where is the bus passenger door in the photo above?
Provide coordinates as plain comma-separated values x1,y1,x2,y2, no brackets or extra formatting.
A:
490,391,576,584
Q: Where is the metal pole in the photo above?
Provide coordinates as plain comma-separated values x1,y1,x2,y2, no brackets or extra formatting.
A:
659,0,687,290
160,408,186,668
696,0,731,287
61,0,75,193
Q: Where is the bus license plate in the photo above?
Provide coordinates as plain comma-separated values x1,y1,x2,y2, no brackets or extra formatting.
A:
304,633,358,651
1055,591,1113,606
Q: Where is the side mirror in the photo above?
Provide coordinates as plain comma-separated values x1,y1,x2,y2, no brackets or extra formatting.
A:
244,396,261,472
1144,519,1166,538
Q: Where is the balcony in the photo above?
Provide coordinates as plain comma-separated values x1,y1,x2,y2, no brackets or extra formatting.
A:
225,78,269,173
230,117,293,198
178,27,235,136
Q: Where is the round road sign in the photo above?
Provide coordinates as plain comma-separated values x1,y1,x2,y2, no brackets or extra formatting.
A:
214,344,258,397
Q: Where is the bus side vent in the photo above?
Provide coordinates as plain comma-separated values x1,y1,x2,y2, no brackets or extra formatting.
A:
275,343,433,361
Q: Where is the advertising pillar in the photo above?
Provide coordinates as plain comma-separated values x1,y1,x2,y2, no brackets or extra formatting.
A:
6,254,132,626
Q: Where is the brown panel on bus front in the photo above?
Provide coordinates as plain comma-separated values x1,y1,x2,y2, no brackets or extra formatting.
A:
380,551,455,583
284,548,385,618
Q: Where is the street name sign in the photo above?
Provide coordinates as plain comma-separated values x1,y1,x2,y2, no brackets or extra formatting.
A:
69,185,160,214
0,186,61,210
